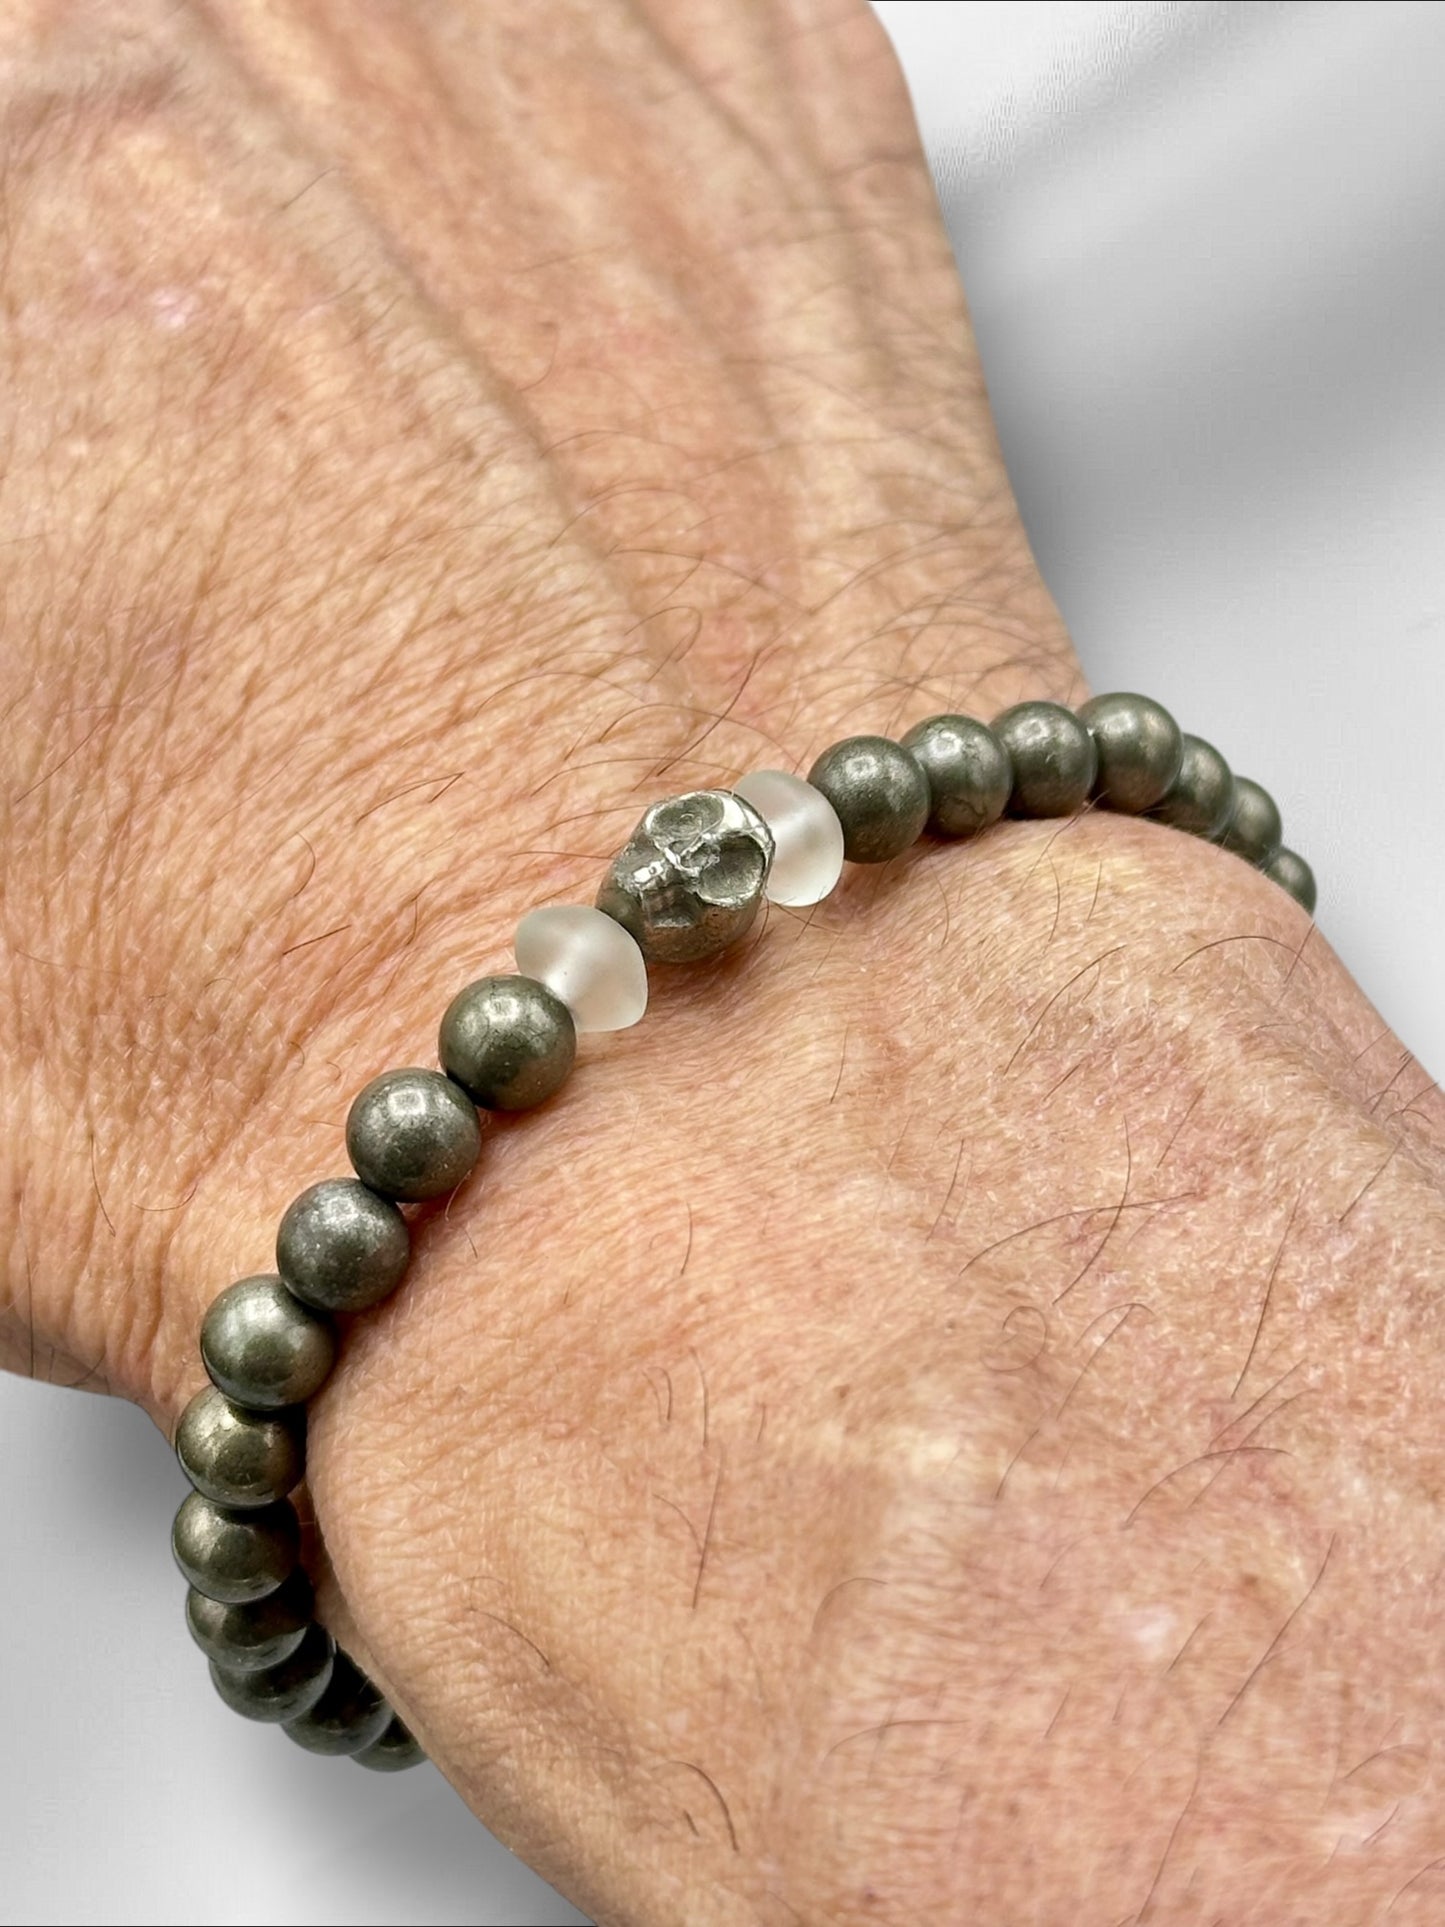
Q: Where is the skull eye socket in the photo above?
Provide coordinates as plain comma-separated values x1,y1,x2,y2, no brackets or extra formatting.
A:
694,834,768,906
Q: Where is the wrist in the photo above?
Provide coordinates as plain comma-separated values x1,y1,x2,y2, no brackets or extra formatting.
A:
306,806,1445,1923
0,563,1074,1428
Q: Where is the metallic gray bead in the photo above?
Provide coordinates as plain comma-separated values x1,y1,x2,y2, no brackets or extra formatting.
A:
201,1274,337,1412
805,736,929,863
1219,775,1284,866
176,1386,303,1508
345,1070,481,1202
210,1621,334,1724
1077,692,1184,813
1263,846,1317,914
992,702,1098,817
439,974,577,1111
185,1568,314,1672
276,1178,410,1313
282,1649,392,1757
171,1491,299,1605
1148,732,1235,839
353,1713,427,1773
900,714,1012,837
596,788,775,963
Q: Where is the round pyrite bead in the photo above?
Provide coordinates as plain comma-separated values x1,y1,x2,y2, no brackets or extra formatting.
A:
1148,732,1236,840
900,714,1012,838
210,1621,334,1724
353,1713,427,1773
185,1568,314,1672
596,788,775,964
201,1274,337,1412
439,975,577,1111
176,1386,303,1508
805,736,929,864
277,1179,410,1314
1077,692,1184,813
1219,775,1284,867
1263,846,1317,914
992,702,1099,817
282,1649,392,1757
172,1491,300,1605
345,1069,482,1202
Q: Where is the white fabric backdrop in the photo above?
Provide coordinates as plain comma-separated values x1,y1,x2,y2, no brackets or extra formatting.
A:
5,6,1443,1921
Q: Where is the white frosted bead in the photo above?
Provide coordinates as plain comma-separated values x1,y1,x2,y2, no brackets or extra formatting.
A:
514,906,648,1034
732,770,845,907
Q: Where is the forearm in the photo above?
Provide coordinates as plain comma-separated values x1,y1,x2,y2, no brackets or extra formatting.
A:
5,6,1445,1925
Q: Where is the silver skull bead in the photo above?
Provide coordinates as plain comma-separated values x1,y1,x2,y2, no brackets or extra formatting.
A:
595,789,775,964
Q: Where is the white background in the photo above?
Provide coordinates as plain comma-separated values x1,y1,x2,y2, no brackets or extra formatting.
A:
6,5,1444,1921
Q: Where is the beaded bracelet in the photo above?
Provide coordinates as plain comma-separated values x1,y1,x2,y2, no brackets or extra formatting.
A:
168,692,1314,1770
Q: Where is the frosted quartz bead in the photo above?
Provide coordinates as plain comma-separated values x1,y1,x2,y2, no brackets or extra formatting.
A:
515,905,648,1033
732,770,845,907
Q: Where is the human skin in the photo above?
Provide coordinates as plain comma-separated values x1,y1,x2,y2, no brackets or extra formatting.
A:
3,2,1445,1922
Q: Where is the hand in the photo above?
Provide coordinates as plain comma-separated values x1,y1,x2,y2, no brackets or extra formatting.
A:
4,4,1445,1922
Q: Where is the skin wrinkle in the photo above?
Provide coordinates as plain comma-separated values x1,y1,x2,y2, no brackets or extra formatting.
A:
2,5,1445,1923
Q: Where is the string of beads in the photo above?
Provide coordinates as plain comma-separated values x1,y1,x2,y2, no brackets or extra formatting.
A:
170,693,1314,1767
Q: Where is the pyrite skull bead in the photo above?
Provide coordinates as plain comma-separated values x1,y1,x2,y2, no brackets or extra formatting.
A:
595,789,775,964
